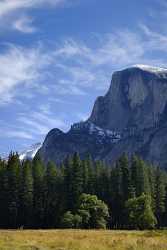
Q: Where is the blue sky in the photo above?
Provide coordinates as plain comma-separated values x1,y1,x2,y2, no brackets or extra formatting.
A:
0,0,167,155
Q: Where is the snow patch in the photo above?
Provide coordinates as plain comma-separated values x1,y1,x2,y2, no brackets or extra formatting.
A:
133,64,167,73
19,143,42,161
71,121,121,142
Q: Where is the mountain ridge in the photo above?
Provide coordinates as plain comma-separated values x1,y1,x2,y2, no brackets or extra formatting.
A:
38,65,167,168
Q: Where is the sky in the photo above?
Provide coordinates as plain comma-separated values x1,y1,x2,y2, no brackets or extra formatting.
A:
1,0,167,155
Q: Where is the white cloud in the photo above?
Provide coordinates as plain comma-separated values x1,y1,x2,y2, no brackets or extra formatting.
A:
0,129,34,140
2,22,167,106
0,44,52,105
54,32,144,67
0,0,70,33
139,23,167,52
13,15,36,33
0,0,66,17
17,110,67,136
0,104,67,141
54,27,167,72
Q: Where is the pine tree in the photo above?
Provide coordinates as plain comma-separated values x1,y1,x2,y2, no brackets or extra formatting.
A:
147,165,156,210
0,159,8,227
19,160,33,228
110,162,123,228
154,167,166,227
63,156,74,211
82,159,89,193
70,153,83,210
85,155,95,194
7,153,20,228
119,154,132,201
44,161,58,228
164,185,167,226
32,156,45,228
95,161,110,204
131,155,150,197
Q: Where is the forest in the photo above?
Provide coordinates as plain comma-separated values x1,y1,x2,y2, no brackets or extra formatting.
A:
0,152,167,230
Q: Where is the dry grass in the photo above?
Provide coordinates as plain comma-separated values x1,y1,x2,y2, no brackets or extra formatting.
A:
0,230,166,250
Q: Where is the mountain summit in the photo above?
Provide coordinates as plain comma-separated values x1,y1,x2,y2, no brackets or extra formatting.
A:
89,65,167,131
38,65,167,168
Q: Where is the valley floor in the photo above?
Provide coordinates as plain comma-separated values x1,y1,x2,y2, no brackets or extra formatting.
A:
0,230,167,250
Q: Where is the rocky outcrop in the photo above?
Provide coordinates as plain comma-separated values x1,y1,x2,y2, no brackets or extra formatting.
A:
89,66,167,132
38,121,120,165
38,65,167,168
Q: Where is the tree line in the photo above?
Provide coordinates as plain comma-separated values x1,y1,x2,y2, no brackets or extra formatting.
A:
0,152,167,229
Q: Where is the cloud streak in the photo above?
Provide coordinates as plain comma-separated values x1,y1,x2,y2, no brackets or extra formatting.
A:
13,15,37,33
0,0,66,17
0,44,52,105
0,0,71,33
1,24,167,105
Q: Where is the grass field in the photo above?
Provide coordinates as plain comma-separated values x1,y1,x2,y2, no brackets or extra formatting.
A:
0,230,167,250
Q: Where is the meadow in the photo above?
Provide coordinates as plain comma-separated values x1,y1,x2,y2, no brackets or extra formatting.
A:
0,230,166,250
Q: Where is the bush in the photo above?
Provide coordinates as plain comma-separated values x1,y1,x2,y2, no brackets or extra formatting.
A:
126,193,157,229
61,211,75,228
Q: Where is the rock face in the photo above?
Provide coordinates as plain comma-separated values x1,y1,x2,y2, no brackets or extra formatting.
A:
38,65,167,168
89,65,167,132
38,122,121,165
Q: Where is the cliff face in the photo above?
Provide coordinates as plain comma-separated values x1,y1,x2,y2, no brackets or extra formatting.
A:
89,66,167,132
38,65,167,168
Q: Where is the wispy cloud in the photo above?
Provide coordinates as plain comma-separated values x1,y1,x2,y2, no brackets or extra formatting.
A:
0,0,66,17
0,0,72,33
0,104,67,142
0,44,52,105
18,110,67,136
1,25,167,106
0,129,34,140
13,15,37,33
139,23,167,52
55,27,167,70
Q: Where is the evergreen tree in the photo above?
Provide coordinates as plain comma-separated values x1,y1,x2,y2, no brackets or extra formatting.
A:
154,167,165,227
63,156,74,211
7,153,20,228
32,156,45,228
147,165,156,210
44,161,58,228
164,185,167,226
0,151,167,229
131,155,150,197
119,154,132,201
81,159,89,193
110,162,123,228
70,153,83,210
19,160,33,228
0,159,8,227
86,155,95,194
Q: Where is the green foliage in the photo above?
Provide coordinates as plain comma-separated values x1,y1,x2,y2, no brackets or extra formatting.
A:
61,193,109,229
32,156,45,227
131,156,150,197
154,167,166,226
61,211,75,228
0,152,167,230
78,193,109,229
126,194,157,229
44,161,58,228
20,160,33,227
7,153,20,228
